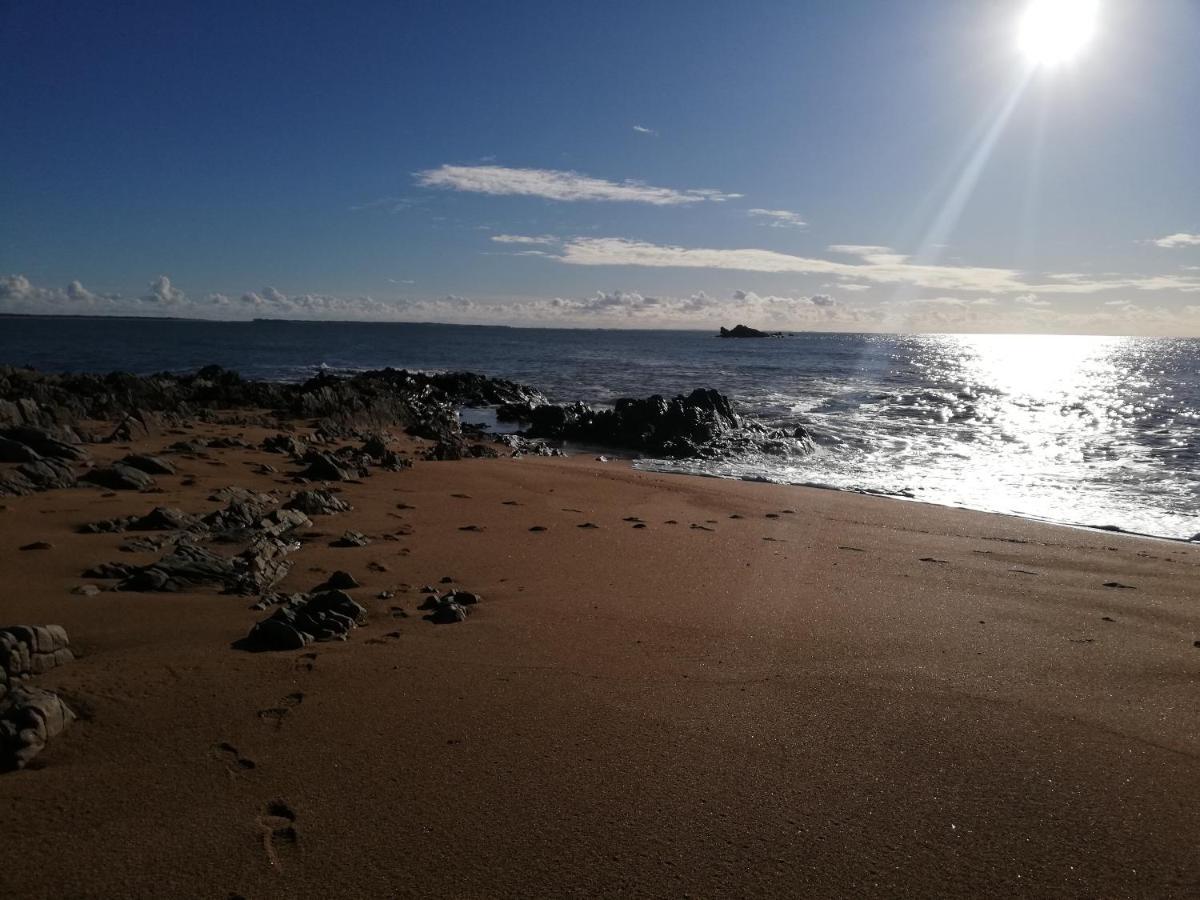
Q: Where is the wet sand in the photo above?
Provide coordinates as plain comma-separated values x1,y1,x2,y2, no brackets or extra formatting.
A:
1,421,1198,898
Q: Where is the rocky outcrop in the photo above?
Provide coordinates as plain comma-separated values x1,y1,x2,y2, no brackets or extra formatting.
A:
284,489,352,516
718,324,782,338
498,388,814,460
1,625,75,770
241,590,367,649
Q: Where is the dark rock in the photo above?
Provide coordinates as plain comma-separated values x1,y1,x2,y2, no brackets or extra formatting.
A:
330,531,370,548
81,464,156,492
718,324,782,338
0,426,89,461
262,433,308,456
0,436,41,463
81,562,135,580
284,489,352,516
301,451,362,482
317,570,360,591
119,454,176,475
242,590,367,650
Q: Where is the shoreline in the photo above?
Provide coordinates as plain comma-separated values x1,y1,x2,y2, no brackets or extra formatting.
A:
635,462,1199,546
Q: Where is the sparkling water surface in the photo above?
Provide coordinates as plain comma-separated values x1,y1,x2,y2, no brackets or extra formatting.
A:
2,317,1197,539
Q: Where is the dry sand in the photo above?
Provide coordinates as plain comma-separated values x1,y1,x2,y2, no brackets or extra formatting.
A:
1,422,1198,898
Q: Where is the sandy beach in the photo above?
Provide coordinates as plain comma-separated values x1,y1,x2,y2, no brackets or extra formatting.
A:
1,417,1197,899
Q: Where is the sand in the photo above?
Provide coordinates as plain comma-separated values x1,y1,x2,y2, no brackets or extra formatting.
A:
1,421,1198,898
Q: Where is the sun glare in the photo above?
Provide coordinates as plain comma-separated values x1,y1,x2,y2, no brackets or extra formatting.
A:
1018,0,1100,66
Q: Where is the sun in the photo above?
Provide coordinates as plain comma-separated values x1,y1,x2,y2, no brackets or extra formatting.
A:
1018,0,1100,66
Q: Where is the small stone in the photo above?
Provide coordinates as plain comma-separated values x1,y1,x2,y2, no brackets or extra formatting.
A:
71,584,102,596
318,570,360,590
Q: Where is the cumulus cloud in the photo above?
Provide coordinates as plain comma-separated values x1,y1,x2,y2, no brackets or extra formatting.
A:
414,164,741,205
748,208,807,228
1151,233,1200,249
142,275,187,306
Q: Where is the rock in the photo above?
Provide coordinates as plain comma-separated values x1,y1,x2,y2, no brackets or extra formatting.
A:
208,485,272,505
513,388,814,461
81,562,135,580
317,570,360,590
115,537,296,594
0,457,77,496
262,433,308,456
242,590,367,650
71,585,102,596
119,454,176,475
301,451,361,482
1,686,76,770
330,531,370,548
718,324,782,338
284,489,352,516
0,426,89,461
1,625,73,679
0,436,42,463
81,464,156,491
418,589,479,624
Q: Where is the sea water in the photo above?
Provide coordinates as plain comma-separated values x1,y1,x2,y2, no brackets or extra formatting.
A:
2,317,1196,540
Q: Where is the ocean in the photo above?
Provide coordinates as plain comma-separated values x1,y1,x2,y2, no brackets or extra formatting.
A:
2,315,1197,541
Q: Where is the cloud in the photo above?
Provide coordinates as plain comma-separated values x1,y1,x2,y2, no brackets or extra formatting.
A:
414,164,741,205
1151,233,1200,249
142,275,187,306
546,237,1200,296
748,208,807,228
490,234,559,245
632,125,657,136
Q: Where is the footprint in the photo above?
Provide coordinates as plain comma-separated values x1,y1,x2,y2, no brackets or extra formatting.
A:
391,606,409,618
690,524,714,531
622,516,644,523
1103,581,1136,589
396,502,416,510
765,513,780,519
458,524,485,532
632,523,647,529
838,546,865,552
664,520,678,525
562,507,583,513
762,536,784,542
213,742,256,773
258,693,304,729
450,493,471,499
295,652,317,673
257,801,299,871
1009,568,1040,576
501,500,521,506
577,522,600,529
729,514,744,520
529,525,547,532
919,557,949,565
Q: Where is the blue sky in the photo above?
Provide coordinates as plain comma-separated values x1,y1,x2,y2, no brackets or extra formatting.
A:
2,0,1199,333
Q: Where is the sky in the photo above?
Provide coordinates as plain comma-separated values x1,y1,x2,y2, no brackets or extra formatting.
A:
2,0,1200,334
